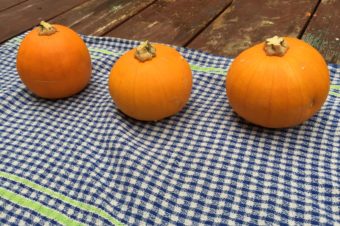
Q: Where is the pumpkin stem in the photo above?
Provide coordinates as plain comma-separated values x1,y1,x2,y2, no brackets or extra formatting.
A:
135,41,156,62
39,21,57,36
264,36,289,56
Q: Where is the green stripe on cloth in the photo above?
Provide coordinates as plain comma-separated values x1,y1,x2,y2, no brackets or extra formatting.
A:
330,85,340,96
0,171,124,226
329,91,340,97
88,47,228,75
0,187,83,226
189,64,227,75
330,85,340,90
88,47,124,56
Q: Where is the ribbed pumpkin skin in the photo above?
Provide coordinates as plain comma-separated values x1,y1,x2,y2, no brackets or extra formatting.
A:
226,37,330,128
17,25,91,99
109,44,192,121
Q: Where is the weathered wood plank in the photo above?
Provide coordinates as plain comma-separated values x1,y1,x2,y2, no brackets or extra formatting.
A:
0,0,90,43
302,0,340,64
106,0,233,46
188,0,319,57
51,0,156,36
0,0,28,12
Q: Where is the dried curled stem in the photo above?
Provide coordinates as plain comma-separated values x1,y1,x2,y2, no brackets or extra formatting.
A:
264,36,289,57
39,21,57,36
135,41,156,62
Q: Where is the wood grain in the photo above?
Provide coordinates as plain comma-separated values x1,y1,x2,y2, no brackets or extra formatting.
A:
51,0,156,36
0,0,28,12
0,0,90,43
302,0,340,64
106,0,232,46
188,0,319,57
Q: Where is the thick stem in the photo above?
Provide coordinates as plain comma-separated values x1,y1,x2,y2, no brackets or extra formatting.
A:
264,36,289,56
39,21,57,36
135,41,156,62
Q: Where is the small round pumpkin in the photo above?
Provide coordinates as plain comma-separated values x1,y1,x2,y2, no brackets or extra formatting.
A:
226,36,330,128
17,21,91,99
108,41,192,121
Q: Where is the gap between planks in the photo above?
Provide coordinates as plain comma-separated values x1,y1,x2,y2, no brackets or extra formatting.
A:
0,0,92,43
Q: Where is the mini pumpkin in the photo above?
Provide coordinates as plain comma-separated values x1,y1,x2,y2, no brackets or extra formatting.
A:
226,36,330,128
108,41,192,121
17,21,91,99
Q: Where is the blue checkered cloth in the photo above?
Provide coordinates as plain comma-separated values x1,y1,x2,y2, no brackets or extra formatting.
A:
0,34,339,225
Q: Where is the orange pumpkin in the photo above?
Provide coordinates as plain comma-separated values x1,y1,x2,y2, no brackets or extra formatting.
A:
108,41,192,121
17,21,91,99
226,36,330,128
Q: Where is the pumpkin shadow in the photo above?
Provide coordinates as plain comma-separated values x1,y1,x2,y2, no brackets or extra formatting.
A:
113,108,161,126
230,111,295,134
23,82,92,102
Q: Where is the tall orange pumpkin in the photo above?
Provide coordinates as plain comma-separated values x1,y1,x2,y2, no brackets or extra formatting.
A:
108,41,192,121
226,36,330,128
17,21,91,99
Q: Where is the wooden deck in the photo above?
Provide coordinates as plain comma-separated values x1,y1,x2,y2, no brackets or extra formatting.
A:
0,0,339,64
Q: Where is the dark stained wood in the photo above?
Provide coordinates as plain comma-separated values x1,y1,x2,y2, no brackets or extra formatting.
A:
302,0,340,64
188,0,319,57
0,0,28,12
0,0,90,43
0,0,339,65
51,0,156,36
106,0,233,46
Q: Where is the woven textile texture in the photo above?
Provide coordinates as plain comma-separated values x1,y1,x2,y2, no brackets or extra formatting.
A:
0,34,339,225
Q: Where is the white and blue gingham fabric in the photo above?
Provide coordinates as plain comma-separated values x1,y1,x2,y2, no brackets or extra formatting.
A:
0,33,339,225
